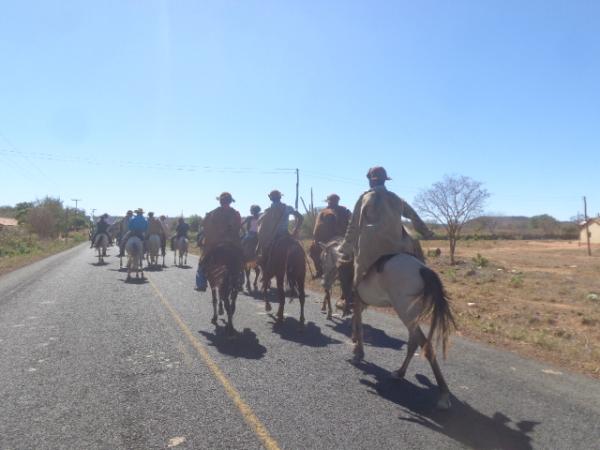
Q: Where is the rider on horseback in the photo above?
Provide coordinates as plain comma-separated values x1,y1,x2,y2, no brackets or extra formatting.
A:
147,212,168,256
170,217,190,251
90,214,110,250
119,208,148,256
242,205,261,239
309,194,351,278
338,166,433,306
116,210,134,256
196,192,243,291
256,190,303,269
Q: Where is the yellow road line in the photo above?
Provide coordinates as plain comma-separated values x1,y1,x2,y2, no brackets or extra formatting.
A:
147,277,280,450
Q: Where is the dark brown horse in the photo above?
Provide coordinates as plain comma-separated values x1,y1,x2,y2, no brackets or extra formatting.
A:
202,243,243,336
261,235,306,324
241,234,261,293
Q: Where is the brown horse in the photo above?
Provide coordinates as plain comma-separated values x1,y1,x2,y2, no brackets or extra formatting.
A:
202,243,243,336
242,234,261,293
261,235,306,324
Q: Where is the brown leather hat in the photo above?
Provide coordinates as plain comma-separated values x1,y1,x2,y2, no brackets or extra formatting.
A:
217,192,235,203
268,190,283,200
366,166,391,181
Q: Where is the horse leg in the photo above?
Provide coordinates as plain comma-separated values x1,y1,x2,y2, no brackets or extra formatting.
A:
264,276,272,312
417,326,452,410
392,324,423,380
298,279,306,326
253,267,260,291
351,300,365,363
218,292,224,316
211,289,218,325
223,288,235,337
245,267,251,292
276,274,285,322
140,255,145,279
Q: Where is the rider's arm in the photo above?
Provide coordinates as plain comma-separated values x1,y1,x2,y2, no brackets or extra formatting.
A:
291,209,303,236
400,199,434,238
339,196,363,260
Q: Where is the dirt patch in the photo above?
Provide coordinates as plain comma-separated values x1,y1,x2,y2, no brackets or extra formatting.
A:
304,239,600,379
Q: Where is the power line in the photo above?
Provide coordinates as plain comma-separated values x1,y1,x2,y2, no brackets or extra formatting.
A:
0,148,297,175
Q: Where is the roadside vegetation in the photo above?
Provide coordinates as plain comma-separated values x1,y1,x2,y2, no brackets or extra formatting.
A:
0,197,89,276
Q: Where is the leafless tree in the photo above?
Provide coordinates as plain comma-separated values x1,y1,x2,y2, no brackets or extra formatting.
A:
415,175,490,264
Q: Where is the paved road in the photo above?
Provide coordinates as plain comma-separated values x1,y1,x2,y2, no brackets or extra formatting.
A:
1,244,599,449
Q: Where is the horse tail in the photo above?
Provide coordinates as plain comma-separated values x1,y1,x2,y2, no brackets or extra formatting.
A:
418,266,456,359
286,241,306,291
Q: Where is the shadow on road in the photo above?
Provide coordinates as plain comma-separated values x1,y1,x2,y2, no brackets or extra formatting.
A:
327,318,406,350
144,265,165,272
174,264,193,269
270,317,342,347
89,261,109,267
199,326,266,359
356,361,539,450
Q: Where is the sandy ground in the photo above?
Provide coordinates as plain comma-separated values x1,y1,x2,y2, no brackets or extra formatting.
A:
306,239,600,379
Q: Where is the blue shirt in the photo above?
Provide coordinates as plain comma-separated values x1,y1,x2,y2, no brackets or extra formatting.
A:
128,215,148,232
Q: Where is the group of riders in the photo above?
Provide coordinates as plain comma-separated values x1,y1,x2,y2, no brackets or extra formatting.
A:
90,210,190,258
90,165,434,308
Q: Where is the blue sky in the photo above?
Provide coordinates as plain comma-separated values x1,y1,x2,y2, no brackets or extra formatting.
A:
1,0,599,220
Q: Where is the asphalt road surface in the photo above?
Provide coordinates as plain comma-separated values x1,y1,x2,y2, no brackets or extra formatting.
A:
1,244,599,449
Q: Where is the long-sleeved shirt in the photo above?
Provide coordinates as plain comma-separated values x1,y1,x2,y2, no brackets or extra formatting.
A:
128,215,148,232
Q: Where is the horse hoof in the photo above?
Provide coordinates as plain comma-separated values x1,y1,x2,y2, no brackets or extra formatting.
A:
390,370,405,380
326,313,333,320
265,303,272,312
436,393,451,411
211,317,218,325
351,354,363,365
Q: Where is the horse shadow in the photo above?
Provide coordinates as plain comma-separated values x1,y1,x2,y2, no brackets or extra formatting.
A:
123,277,148,284
198,326,266,359
90,261,109,267
355,361,539,450
269,317,342,348
327,318,406,350
175,264,193,269
145,265,165,272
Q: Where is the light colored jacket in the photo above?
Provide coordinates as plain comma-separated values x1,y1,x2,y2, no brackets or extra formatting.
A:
340,186,429,286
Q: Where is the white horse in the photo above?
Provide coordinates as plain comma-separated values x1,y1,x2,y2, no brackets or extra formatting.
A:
174,236,188,267
146,234,164,268
124,236,145,281
321,240,456,410
93,233,108,264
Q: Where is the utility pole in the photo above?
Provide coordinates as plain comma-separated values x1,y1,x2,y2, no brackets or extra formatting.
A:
583,196,591,256
91,208,96,222
71,198,82,210
295,168,299,211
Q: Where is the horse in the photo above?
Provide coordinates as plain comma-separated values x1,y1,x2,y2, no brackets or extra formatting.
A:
146,234,164,268
124,236,145,281
203,243,243,336
174,236,188,267
241,234,261,293
261,235,306,324
93,233,109,264
318,236,346,319
321,240,456,410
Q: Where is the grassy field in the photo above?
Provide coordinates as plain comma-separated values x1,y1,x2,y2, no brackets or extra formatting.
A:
307,239,600,379
0,228,88,277
420,239,600,378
